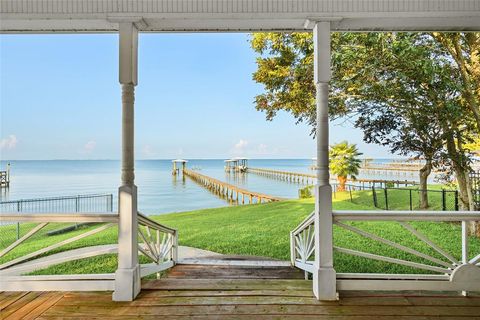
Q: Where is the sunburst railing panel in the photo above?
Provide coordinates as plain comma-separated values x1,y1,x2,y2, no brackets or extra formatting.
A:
137,212,177,278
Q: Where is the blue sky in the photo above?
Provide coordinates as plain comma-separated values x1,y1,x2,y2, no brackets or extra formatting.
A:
0,33,390,160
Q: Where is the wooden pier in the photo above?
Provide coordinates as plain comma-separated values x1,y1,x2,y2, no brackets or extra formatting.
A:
183,169,281,204
247,167,418,187
248,167,316,184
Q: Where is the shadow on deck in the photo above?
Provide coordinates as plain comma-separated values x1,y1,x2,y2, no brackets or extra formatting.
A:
1,263,480,319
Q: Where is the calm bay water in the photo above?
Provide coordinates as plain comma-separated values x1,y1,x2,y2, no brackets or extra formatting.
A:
0,159,420,215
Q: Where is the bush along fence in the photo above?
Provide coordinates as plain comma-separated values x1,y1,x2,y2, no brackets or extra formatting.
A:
0,193,114,242
330,184,459,211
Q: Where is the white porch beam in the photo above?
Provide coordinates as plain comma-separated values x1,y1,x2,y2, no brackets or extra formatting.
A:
113,21,141,302
1,0,479,33
312,21,337,301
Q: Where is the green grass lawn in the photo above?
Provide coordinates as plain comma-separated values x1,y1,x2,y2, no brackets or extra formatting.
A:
1,190,477,276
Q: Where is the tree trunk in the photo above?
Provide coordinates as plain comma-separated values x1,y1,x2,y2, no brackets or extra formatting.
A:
445,132,471,210
455,168,471,210
419,159,432,209
337,176,347,192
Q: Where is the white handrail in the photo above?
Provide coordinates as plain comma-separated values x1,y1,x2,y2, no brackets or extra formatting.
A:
290,209,479,292
291,211,314,236
137,212,176,234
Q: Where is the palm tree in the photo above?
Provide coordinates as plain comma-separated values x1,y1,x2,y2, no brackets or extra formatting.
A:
329,141,362,192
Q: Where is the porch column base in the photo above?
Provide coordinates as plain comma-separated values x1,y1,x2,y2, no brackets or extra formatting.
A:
112,264,141,301
312,267,337,300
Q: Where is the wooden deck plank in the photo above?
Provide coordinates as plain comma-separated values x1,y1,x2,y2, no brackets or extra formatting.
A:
58,291,480,306
3,292,62,320
0,291,29,310
63,289,315,298
37,316,470,320
22,292,65,320
1,292,43,319
168,265,304,279
41,304,480,317
142,279,312,291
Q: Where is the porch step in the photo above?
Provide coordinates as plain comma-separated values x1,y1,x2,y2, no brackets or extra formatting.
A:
165,264,305,280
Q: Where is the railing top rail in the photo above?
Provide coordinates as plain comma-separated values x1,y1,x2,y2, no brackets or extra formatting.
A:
291,211,315,235
0,213,119,223
333,210,480,221
185,169,282,201
137,212,176,234
0,193,113,204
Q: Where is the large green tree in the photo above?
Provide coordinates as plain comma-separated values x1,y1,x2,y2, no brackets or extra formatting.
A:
251,32,478,210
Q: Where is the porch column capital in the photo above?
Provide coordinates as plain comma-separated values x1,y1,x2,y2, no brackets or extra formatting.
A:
119,22,138,85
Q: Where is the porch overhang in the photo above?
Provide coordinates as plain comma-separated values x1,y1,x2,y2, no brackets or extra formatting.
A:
1,0,479,33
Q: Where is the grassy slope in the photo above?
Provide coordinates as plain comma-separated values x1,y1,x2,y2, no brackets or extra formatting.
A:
23,193,480,276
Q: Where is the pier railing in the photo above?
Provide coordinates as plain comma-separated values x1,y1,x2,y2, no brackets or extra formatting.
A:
248,167,417,187
184,169,281,204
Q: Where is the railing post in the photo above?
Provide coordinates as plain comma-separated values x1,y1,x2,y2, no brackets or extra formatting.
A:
372,186,378,208
409,189,413,211
172,231,178,264
442,189,446,211
290,231,296,266
312,20,337,301
16,200,21,240
461,220,469,296
113,21,140,302
384,188,389,210
455,190,459,211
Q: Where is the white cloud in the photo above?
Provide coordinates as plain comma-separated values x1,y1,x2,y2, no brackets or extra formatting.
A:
83,140,96,154
231,139,249,155
0,135,18,150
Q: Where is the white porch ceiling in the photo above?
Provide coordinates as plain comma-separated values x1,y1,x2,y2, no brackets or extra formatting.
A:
1,0,479,33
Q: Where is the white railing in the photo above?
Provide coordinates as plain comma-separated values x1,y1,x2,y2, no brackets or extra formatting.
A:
0,211,178,291
291,210,480,292
0,212,119,291
137,212,178,278
290,211,315,278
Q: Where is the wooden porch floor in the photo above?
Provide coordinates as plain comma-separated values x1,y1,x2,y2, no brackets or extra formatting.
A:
2,264,480,319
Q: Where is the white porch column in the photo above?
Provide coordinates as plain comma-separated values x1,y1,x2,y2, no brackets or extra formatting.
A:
113,22,141,302
312,21,337,301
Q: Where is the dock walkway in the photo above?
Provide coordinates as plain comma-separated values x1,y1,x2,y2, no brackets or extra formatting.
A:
183,169,282,204
247,167,418,187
